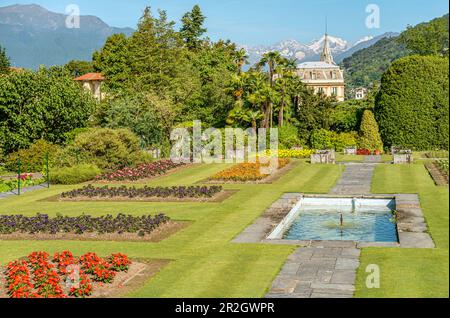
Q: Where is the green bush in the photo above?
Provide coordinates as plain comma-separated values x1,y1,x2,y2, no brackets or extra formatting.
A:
278,125,301,149
55,128,148,171
310,129,357,151
358,110,383,151
375,55,449,150
50,164,101,185
5,140,61,172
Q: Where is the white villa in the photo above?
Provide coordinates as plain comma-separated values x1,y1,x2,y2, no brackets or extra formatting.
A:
296,34,345,102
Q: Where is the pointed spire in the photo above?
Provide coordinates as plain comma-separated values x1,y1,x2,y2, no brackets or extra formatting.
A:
320,18,335,65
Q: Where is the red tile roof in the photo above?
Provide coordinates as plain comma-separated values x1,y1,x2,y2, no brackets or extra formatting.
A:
74,72,105,81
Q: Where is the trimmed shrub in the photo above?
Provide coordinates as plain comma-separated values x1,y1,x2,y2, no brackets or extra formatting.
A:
375,55,449,150
278,125,301,149
358,110,383,152
50,164,101,185
5,140,61,172
310,129,358,152
55,128,148,171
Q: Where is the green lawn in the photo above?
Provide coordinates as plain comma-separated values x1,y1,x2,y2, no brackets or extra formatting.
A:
0,161,342,298
1,161,447,298
355,164,449,298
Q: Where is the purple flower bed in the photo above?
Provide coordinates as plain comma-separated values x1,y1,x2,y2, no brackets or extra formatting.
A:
60,185,223,199
95,160,185,182
0,213,170,235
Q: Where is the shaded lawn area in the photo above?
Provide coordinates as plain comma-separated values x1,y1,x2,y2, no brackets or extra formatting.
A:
355,164,449,298
0,161,342,297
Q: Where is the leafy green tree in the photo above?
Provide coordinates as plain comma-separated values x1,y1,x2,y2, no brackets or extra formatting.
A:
180,5,207,50
375,55,449,150
358,110,383,151
399,14,449,57
0,44,10,74
330,100,371,132
0,69,96,155
104,92,175,150
64,60,95,77
93,33,131,91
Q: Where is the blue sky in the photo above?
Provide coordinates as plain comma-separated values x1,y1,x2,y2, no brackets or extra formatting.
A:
1,0,448,45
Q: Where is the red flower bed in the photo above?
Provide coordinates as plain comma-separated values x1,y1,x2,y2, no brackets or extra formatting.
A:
3,251,132,298
95,160,185,182
357,149,372,155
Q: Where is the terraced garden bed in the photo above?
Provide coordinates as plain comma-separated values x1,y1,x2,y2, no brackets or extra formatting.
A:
207,159,292,184
425,160,449,186
94,160,186,183
0,251,169,298
52,185,232,202
0,213,190,242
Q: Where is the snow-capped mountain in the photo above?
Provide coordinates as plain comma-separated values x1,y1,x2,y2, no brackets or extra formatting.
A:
242,33,395,67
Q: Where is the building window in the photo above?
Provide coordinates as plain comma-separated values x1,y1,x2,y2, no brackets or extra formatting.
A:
318,87,324,93
332,87,338,95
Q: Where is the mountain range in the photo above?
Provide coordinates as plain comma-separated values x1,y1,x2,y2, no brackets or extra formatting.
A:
242,32,399,67
0,4,133,69
1,4,397,70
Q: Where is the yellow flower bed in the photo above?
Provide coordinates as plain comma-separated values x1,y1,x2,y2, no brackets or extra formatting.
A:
210,159,290,182
266,149,315,158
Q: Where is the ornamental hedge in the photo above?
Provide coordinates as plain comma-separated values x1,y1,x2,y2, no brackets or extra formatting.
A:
375,55,449,150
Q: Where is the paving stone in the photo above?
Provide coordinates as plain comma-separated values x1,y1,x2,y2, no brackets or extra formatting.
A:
399,232,435,248
335,258,359,270
294,281,312,293
270,276,299,293
296,267,318,281
310,241,356,248
314,270,333,283
397,223,428,232
340,248,361,258
279,263,301,276
331,270,356,284
310,283,355,292
311,292,353,298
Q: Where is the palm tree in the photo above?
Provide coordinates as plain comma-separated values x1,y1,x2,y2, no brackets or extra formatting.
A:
257,51,284,128
234,49,249,74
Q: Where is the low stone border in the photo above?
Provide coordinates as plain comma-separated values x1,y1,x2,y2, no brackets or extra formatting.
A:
395,194,435,248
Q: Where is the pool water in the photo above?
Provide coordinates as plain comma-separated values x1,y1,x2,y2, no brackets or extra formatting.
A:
284,211,398,242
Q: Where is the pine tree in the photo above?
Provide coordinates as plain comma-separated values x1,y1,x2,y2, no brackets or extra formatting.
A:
0,45,10,74
180,5,206,50
358,110,383,151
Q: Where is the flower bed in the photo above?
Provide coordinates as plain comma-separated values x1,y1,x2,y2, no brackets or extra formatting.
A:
95,160,185,182
0,213,170,237
3,251,131,298
266,149,315,159
60,185,223,200
209,159,290,182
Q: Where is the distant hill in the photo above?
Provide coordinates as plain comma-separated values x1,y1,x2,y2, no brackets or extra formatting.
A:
340,36,409,89
341,14,449,90
0,4,134,69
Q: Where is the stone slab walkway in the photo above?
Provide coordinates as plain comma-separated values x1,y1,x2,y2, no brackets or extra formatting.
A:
266,241,360,298
0,184,48,200
330,163,375,195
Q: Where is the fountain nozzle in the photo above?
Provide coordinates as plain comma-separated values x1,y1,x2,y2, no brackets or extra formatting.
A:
340,213,344,227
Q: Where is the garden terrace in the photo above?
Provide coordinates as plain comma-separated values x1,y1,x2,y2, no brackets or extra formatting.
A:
59,185,224,202
209,159,291,183
95,160,185,182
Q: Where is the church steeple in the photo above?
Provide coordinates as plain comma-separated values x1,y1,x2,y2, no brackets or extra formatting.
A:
320,19,335,65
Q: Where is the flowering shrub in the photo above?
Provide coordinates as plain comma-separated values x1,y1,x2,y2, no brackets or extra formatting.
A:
60,185,223,199
95,160,184,182
3,251,131,298
210,159,290,182
0,213,170,236
266,149,315,159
